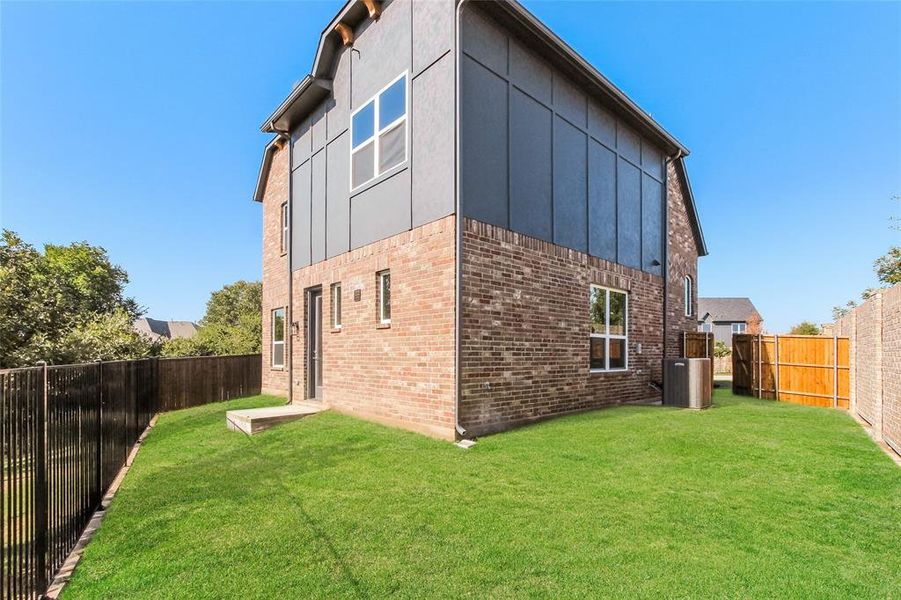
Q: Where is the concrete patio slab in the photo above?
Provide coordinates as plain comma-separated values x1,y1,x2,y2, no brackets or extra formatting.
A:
226,402,324,435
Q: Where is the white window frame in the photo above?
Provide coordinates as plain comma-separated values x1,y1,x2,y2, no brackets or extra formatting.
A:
589,285,629,373
271,307,286,368
331,283,342,329
378,270,391,324
684,275,693,317
349,71,409,192
732,322,746,334
700,322,712,333
280,202,288,255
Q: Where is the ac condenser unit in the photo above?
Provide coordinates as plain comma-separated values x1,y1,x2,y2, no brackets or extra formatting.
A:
663,358,712,409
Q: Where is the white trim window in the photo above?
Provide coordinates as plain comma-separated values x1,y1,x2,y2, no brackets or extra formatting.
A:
700,322,712,333
350,72,408,190
732,322,747,334
280,202,288,254
589,285,628,372
271,307,286,368
684,275,693,317
378,270,391,324
331,283,342,329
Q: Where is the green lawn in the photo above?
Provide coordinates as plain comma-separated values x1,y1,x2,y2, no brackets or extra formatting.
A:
64,389,900,599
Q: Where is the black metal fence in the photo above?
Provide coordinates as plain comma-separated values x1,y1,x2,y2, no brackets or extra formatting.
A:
0,354,261,599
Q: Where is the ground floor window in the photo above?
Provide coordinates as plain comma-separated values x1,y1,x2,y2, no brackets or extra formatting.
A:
590,285,628,371
271,307,286,368
732,322,746,333
331,283,342,329
378,270,391,324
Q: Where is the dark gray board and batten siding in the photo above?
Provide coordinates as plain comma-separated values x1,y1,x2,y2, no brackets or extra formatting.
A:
460,7,666,276
289,0,456,271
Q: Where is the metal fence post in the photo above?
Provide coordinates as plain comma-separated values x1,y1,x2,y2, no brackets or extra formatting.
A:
34,362,49,594
96,359,103,504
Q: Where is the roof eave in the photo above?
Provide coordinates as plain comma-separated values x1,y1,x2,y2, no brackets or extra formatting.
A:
675,157,709,257
252,137,282,203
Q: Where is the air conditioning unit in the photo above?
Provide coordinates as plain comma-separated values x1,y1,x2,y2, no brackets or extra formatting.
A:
664,358,712,409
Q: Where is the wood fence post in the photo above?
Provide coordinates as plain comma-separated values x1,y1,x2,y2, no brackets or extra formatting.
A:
773,334,779,401
757,334,762,399
34,362,48,594
833,336,838,409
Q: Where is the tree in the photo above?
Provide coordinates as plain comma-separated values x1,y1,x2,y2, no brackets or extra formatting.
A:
713,341,731,358
789,321,821,336
873,246,901,286
832,301,857,321
57,309,159,363
0,230,145,367
162,281,262,357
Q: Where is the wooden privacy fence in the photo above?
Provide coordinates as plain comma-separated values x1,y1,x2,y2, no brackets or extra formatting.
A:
681,331,715,390
0,354,260,600
732,334,850,409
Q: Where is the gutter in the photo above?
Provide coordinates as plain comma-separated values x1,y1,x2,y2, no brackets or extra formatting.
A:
663,149,683,391
454,0,467,439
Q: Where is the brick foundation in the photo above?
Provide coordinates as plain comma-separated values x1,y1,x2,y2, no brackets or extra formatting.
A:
289,216,457,440
459,218,665,437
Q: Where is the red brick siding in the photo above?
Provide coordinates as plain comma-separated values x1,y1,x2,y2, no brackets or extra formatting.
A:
882,285,901,452
855,295,882,428
260,144,290,397
459,218,664,437
289,216,457,440
666,161,701,358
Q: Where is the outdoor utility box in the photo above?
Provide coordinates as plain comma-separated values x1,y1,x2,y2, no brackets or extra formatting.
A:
664,358,712,409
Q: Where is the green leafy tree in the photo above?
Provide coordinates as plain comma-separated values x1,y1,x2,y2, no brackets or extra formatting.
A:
57,309,159,363
0,230,145,367
713,341,731,358
873,246,901,286
789,321,821,336
162,281,262,357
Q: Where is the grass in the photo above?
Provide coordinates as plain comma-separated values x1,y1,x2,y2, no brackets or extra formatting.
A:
64,389,900,599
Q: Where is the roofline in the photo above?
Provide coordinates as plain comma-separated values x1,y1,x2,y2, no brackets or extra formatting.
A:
491,0,689,156
257,0,691,154
674,156,708,257
252,137,281,202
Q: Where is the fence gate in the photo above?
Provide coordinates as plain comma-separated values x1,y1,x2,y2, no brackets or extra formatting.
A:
681,331,715,391
732,334,850,409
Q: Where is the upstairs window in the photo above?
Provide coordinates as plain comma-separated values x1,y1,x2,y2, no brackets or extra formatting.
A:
700,322,712,333
351,73,408,190
280,202,288,254
590,286,628,372
684,275,693,317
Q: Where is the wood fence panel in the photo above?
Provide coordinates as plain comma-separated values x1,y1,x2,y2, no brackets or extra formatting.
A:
732,334,849,409
157,354,260,413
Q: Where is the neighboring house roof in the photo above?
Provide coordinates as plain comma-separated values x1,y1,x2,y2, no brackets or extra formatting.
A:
252,0,707,257
133,318,200,342
697,298,760,323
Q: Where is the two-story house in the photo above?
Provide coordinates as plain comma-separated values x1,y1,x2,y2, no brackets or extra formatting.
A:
697,297,763,348
254,0,707,440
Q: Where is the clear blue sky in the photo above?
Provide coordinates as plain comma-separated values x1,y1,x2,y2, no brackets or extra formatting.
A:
2,1,899,333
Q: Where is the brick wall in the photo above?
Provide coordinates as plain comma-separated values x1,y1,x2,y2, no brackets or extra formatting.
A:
833,283,901,454
289,216,457,440
882,285,901,454
665,161,700,358
260,143,290,397
459,218,665,437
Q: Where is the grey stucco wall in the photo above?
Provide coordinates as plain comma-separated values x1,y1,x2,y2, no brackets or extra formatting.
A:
290,0,456,269
460,5,666,276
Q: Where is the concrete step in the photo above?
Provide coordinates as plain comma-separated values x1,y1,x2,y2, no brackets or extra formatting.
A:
226,402,325,435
